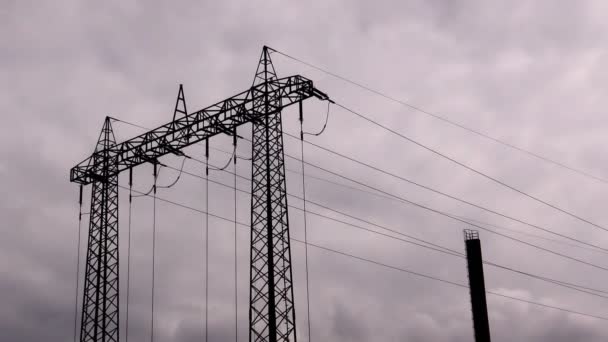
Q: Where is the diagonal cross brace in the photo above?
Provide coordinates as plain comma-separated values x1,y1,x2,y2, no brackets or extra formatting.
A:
70,75,328,185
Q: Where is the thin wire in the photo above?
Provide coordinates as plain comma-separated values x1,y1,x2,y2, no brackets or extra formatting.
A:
268,47,608,185
233,141,238,342
109,105,608,249
302,240,608,321
153,162,608,301
334,101,608,235
110,112,608,252
151,166,158,342
73,185,83,342
158,157,188,189
202,136,608,255
110,117,149,131
167,153,608,276
281,131,608,254
108,111,599,291
205,145,209,342
133,167,163,198
300,112,313,341
209,145,236,171
125,172,133,342
115,184,608,322
303,102,331,137
282,156,608,273
160,162,463,259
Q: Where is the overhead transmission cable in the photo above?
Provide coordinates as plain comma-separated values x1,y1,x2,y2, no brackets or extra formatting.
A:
267,47,608,185
204,140,210,342
115,183,608,322
280,131,608,254
204,143,605,255
303,101,331,137
299,103,313,341
151,164,158,342
333,101,608,235
282,151,608,273
304,240,608,321
185,143,608,274
233,130,238,342
204,138,608,258
125,170,133,342
109,119,608,277
190,129,608,255
73,185,83,342
154,160,608,299
163,147,608,276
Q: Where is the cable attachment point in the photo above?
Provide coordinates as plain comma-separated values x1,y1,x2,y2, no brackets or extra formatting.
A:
78,184,83,221
129,169,133,203
233,127,238,165
153,163,158,195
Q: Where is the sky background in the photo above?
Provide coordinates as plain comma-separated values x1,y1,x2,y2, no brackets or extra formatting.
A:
2,0,608,341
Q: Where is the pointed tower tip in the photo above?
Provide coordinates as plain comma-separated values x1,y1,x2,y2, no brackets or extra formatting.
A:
94,116,116,152
252,46,278,86
172,84,188,121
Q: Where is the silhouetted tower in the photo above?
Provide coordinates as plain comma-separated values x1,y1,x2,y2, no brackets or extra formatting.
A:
70,46,330,342
464,229,491,342
80,117,120,342
248,47,297,342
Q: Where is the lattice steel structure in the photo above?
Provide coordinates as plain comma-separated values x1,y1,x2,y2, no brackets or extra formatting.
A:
70,46,329,342
249,48,296,342
80,117,120,342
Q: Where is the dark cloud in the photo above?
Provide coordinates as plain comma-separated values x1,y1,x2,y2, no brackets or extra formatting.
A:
2,0,608,341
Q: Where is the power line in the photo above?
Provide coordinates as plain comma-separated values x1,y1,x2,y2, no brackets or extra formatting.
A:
233,135,238,342
118,183,608,322
112,119,608,296
153,162,608,300
209,143,604,255
280,131,608,254
333,101,608,236
160,161,466,259
201,133,608,256
150,165,158,342
204,141,209,342
73,185,83,342
299,109,313,342
277,156,608,273
125,171,133,342
303,101,331,137
457,215,606,255
304,240,608,322
268,47,608,185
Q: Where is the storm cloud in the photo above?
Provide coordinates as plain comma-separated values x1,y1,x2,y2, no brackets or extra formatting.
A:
2,0,608,341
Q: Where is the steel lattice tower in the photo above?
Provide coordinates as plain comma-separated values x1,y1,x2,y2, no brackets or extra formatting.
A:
71,46,329,342
80,117,120,342
249,48,297,342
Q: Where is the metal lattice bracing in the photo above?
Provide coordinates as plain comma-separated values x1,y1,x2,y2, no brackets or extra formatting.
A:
80,117,120,342
249,48,297,342
71,46,330,342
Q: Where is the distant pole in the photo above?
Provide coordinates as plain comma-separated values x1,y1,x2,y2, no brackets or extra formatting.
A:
464,229,492,342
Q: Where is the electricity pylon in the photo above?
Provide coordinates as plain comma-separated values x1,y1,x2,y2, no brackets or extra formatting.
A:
70,46,330,342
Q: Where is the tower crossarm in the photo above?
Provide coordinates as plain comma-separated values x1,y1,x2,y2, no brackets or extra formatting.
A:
70,75,327,185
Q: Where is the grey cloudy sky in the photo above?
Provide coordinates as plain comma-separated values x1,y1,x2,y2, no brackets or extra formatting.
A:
3,0,608,341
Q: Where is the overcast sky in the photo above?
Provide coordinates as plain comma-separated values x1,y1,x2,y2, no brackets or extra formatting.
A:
3,0,608,341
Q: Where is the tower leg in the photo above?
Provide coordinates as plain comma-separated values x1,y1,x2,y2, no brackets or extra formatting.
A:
80,118,120,342
249,47,297,342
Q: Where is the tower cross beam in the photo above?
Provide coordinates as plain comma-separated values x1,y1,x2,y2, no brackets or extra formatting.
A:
71,75,326,185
